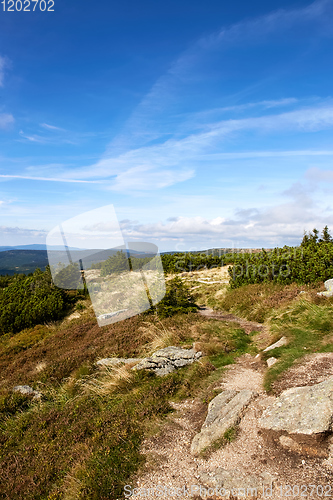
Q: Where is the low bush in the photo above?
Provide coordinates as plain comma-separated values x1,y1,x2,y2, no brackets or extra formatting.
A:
228,227,333,289
0,267,71,335
153,276,198,318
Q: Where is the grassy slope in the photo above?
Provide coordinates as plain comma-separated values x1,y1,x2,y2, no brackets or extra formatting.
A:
0,283,252,500
199,277,333,391
1,268,333,498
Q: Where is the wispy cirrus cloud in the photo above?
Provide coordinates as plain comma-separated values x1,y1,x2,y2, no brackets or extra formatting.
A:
8,0,333,199
19,131,45,143
0,174,102,184
55,102,333,183
187,98,299,122
40,123,67,131
10,100,333,191
106,0,332,152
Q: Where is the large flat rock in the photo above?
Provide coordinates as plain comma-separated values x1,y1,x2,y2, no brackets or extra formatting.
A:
191,389,256,455
259,377,333,435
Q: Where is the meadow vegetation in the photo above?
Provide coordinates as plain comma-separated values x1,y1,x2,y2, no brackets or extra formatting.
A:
1,227,333,498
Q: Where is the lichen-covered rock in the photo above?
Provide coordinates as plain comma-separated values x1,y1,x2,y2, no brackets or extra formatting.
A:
191,389,256,455
132,346,202,376
259,377,333,435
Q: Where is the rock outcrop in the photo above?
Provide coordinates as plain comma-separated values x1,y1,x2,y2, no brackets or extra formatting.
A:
133,346,203,376
191,389,256,455
97,346,203,376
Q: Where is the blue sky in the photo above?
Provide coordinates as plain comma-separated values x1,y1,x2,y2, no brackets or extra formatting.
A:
1,0,333,251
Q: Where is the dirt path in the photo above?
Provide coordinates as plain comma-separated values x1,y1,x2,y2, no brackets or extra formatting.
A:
128,282,332,499
198,306,265,336
130,353,332,499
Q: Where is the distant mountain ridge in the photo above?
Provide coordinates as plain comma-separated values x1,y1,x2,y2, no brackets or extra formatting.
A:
0,246,273,276
0,244,85,252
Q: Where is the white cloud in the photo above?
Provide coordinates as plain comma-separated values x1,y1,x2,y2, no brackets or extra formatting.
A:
200,0,331,50
199,150,333,160
305,167,333,183
115,177,333,248
0,226,47,246
191,98,299,120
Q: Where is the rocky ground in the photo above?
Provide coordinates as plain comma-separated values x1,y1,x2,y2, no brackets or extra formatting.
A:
114,268,333,499
130,351,333,499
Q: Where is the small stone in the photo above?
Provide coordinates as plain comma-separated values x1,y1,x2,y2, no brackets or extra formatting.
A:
267,357,278,368
279,435,302,453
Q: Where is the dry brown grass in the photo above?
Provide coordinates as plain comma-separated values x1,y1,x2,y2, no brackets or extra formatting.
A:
76,363,135,397
138,321,183,355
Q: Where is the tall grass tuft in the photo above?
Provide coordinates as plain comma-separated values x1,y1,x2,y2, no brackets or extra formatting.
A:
138,321,182,355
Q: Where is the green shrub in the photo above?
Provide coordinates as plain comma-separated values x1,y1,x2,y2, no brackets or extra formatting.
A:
228,227,333,289
153,277,198,318
100,251,129,276
0,267,70,335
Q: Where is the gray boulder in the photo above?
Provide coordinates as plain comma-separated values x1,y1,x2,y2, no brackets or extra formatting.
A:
191,389,256,455
133,346,202,376
259,376,333,435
